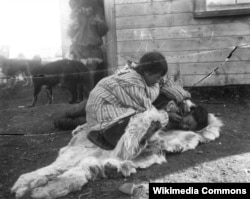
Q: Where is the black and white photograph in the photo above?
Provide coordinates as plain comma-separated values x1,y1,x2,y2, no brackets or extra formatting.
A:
0,0,250,198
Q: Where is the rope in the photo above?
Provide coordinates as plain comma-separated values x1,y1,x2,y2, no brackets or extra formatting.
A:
0,43,250,81
0,130,71,137
190,46,238,88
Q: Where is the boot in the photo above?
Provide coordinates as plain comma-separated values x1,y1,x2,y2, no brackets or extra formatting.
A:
54,117,83,130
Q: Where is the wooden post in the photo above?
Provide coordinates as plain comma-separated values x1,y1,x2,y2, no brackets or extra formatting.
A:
58,0,71,58
104,0,118,75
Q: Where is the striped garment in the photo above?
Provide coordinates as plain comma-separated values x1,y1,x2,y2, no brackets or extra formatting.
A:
86,70,160,127
160,76,191,103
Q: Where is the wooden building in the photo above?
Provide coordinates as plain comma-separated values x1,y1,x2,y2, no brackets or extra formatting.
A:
104,0,250,87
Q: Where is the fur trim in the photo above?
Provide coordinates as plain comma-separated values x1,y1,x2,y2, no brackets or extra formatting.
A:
111,108,168,160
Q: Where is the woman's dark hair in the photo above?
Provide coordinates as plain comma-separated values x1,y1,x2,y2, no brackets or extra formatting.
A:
134,51,168,76
192,105,209,131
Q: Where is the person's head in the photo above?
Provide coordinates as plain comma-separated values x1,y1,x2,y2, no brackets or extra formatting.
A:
180,105,208,131
135,51,168,86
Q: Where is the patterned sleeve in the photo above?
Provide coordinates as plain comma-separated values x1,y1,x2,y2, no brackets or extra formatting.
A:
160,77,191,103
113,84,156,112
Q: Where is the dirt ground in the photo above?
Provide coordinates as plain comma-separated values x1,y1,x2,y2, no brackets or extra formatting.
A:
0,83,250,199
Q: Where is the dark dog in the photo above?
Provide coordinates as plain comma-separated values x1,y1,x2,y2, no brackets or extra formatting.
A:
28,59,93,107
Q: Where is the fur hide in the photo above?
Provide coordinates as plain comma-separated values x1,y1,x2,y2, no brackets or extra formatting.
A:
11,108,223,199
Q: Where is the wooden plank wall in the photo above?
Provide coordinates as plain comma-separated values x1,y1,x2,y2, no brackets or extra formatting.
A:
104,0,118,74
113,0,250,87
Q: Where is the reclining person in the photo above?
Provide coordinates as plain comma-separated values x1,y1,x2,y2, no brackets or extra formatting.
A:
153,93,208,131
139,94,208,144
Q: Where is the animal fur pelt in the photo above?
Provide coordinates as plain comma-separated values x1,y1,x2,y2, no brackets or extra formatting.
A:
11,108,223,199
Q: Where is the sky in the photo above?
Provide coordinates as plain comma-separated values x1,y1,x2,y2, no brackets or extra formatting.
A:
0,0,62,58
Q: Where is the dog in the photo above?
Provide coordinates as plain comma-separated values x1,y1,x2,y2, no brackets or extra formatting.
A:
0,56,37,88
28,59,94,107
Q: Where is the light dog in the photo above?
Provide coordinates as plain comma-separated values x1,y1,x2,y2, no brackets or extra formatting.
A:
0,56,38,89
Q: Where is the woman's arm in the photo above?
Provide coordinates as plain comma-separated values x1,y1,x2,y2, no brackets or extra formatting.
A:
113,84,156,111
160,78,191,103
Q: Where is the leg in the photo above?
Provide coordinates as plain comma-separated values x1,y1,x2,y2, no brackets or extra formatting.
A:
67,82,78,104
22,72,29,87
5,76,16,89
23,74,33,87
64,101,87,118
46,86,53,104
94,61,106,85
77,83,84,102
54,116,86,130
28,83,41,107
81,69,94,100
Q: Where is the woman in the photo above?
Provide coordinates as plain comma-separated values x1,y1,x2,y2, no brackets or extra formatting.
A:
55,51,191,149
55,51,167,130
86,51,168,127
85,51,190,149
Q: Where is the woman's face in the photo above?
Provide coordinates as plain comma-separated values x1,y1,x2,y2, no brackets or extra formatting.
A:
144,72,163,86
